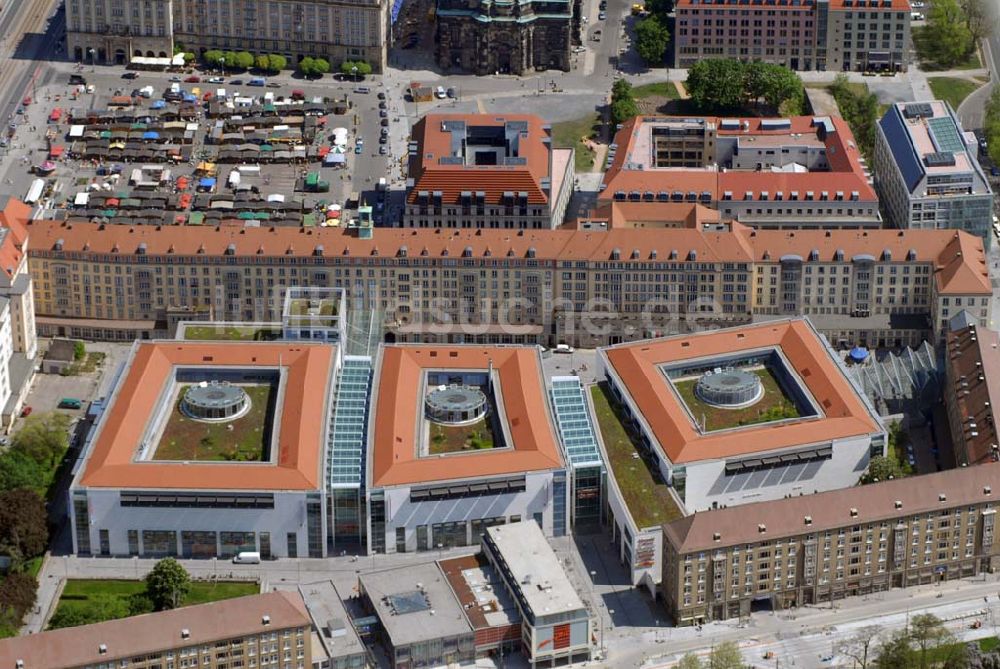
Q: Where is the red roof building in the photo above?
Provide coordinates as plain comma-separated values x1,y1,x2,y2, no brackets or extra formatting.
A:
600,115,880,230
404,114,575,230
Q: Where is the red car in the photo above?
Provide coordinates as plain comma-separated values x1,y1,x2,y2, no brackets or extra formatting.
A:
184,75,201,83
20,406,32,417
21,96,31,106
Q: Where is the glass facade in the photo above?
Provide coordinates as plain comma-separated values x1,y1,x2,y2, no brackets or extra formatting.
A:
432,521,468,548
142,530,178,557
73,496,91,556
307,496,324,558
127,529,139,556
220,531,256,558
573,466,603,531
553,471,567,537
287,532,298,558
183,530,219,558
370,492,386,554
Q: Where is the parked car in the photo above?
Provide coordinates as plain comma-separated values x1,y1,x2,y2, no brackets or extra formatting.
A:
446,87,457,98
378,100,387,109
354,144,363,154
229,78,244,85
184,75,201,83
267,82,281,88
20,406,32,417
168,75,182,82
377,91,386,100
379,145,388,155
247,77,266,86
354,86,371,94
208,76,225,84
122,71,139,79
381,118,389,126
599,11,606,19
555,343,574,354
58,398,83,410
69,74,87,85
435,85,447,99
379,135,388,144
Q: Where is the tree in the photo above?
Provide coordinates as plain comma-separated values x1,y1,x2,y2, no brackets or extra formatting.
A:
355,61,373,76
203,50,224,67
923,0,974,67
752,62,804,113
298,56,316,76
612,78,633,100
0,572,37,630
677,652,704,669
234,51,254,70
183,52,196,64
73,341,85,360
312,57,331,75
0,449,46,493
0,489,48,566
222,51,239,69
685,59,746,111
255,54,270,71
863,455,905,483
828,73,880,158
910,614,956,669
707,641,744,669
145,558,191,611
341,60,359,77
960,0,995,45
837,626,881,668
634,16,670,67
611,97,639,126
267,54,287,72
11,412,70,470
986,86,1000,166
876,631,916,669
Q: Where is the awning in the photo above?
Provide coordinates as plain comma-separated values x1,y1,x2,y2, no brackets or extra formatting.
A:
849,347,869,362
198,177,216,188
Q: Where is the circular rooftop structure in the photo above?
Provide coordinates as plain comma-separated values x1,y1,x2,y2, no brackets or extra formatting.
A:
425,384,488,425
695,369,763,409
182,381,250,421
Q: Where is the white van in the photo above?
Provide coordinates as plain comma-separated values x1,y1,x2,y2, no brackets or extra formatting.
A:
232,551,261,564
554,343,574,354
435,85,447,99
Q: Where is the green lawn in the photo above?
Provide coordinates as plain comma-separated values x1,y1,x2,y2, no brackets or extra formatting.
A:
429,417,495,454
61,351,106,376
590,383,683,528
154,384,274,461
632,81,680,101
551,114,601,173
673,368,800,432
928,77,983,111
50,579,259,630
182,325,279,341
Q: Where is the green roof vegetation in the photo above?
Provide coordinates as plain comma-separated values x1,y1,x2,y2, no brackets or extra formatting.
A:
590,383,683,528
429,417,496,454
672,367,800,432
154,384,273,462
182,325,279,341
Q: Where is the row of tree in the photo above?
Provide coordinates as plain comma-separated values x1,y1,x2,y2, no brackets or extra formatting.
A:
685,59,804,114
984,86,1000,168
0,413,71,636
48,558,193,629
199,49,370,78
676,614,988,668
917,0,992,69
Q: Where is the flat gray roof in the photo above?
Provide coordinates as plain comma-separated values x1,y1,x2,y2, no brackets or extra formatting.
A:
360,561,472,647
485,522,585,618
293,581,367,662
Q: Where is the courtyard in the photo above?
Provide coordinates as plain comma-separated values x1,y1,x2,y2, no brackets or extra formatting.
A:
672,367,801,432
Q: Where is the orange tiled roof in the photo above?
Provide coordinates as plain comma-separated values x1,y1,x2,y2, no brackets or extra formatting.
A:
370,345,564,487
407,114,551,206
80,342,335,491
945,323,1000,465
602,319,882,464
0,197,30,278
602,115,876,203
26,221,990,295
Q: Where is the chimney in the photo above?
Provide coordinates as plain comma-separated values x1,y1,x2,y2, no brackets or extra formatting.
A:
757,523,767,533
181,628,190,639
98,644,108,655
262,615,271,626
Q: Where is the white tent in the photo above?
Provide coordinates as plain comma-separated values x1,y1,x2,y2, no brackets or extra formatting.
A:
73,192,89,206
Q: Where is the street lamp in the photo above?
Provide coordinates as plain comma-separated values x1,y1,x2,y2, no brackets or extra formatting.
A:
88,48,96,72
219,57,225,75
351,65,358,82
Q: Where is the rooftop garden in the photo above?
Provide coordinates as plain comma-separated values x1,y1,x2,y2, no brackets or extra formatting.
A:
154,384,274,461
672,367,800,432
182,325,280,341
428,417,496,455
590,383,683,528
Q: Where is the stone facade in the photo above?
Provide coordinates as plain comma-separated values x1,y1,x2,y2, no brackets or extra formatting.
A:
436,0,571,75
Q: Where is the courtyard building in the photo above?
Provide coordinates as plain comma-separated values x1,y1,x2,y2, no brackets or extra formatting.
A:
662,463,1000,624
602,115,881,230
404,114,574,230
874,101,994,248
594,318,885,586
69,340,339,559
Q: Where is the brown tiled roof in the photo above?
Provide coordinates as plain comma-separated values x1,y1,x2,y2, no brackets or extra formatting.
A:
25,221,989,295
0,197,30,278
603,318,882,464
945,323,1000,465
574,201,722,229
665,462,1000,554
407,114,551,206
0,592,309,669
371,345,563,487
81,341,335,491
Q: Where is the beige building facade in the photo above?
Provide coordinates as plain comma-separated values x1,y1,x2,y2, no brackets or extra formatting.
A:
662,465,1000,625
25,222,990,348
66,0,388,71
